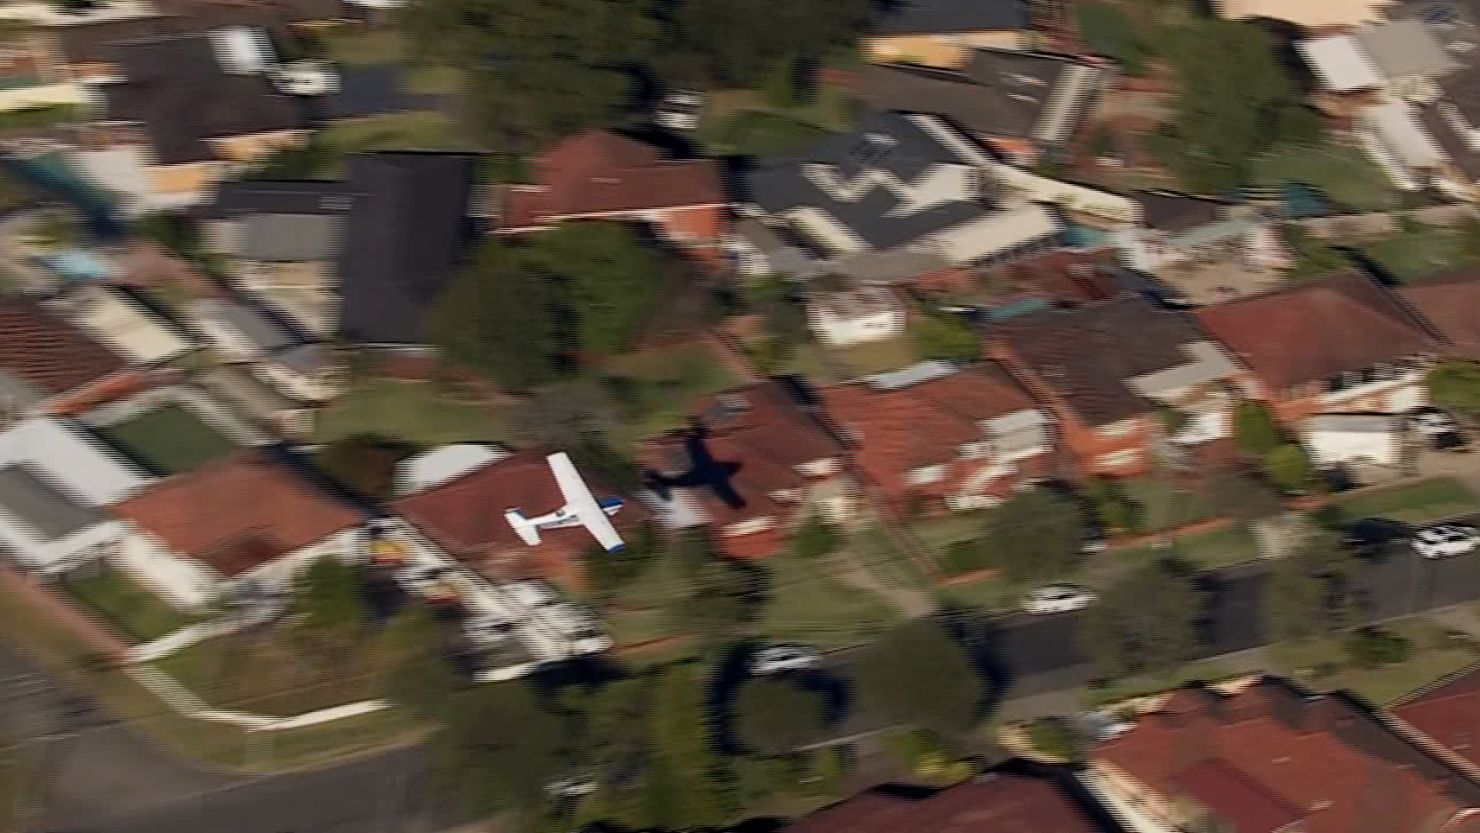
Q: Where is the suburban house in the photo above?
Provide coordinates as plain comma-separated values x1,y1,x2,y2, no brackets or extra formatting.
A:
336,151,481,347
192,297,341,402
1118,190,1290,277
110,448,364,609
784,762,1117,833
820,361,1054,513
393,443,511,496
987,294,1244,477
863,0,1037,68
0,416,150,574
640,381,849,560
726,218,824,280
1389,666,1480,784
806,285,907,346
1194,272,1436,426
1086,677,1480,833
1300,20,1456,104
925,246,1126,306
1399,269,1480,360
856,48,1110,166
0,298,143,420
1209,0,1396,29
203,178,360,339
46,283,194,366
495,131,728,251
741,111,1063,284
195,363,316,437
393,447,649,587
81,32,312,211
1301,413,1405,468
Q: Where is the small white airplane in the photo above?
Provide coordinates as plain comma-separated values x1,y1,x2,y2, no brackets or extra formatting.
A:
505,452,626,553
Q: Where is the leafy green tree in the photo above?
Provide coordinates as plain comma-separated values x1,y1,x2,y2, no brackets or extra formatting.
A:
1160,20,1305,191
525,223,661,355
656,0,876,89
791,513,839,559
734,677,826,755
384,648,462,719
911,312,979,363
856,619,984,737
430,243,567,391
984,488,1085,582
295,556,366,638
435,681,567,818
584,522,660,602
645,663,734,828
761,54,803,108
1205,470,1285,522
1263,530,1361,644
1234,400,1284,457
1025,717,1083,761
1459,215,1480,264
1281,223,1348,279
1427,359,1480,418
1263,443,1313,495
1082,558,1204,678
1084,477,1143,534
673,557,770,643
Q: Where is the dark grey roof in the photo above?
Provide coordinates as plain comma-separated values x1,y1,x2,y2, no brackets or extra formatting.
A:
1135,190,1229,233
1440,62,1480,125
320,64,446,120
745,112,989,250
0,464,103,541
1419,104,1480,180
197,298,296,353
209,180,361,218
875,0,1029,35
101,34,308,165
240,213,344,261
337,151,480,345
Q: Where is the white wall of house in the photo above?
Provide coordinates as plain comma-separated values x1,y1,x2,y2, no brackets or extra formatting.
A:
1302,418,1403,467
809,304,906,346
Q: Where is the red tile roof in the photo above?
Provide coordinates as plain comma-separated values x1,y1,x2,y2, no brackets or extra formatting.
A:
821,363,1042,498
784,769,1111,833
113,450,362,577
1171,758,1305,833
0,298,127,397
1195,272,1434,393
1392,667,1480,773
1398,269,1480,361
1095,678,1477,833
979,247,1124,305
498,131,725,230
393,448,648,577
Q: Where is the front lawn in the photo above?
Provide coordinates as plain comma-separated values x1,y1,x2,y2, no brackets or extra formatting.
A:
1251,142,1399,212
599,341,743,447
314,377,504,449
704,111,831,158
64,566,195,643
1122,477,1213,531
696,87,857,159
97,405,235,475
1114,524,1258,574
1330,477,1480,525
760,553,900,649
321,111,465,156
1272,618,1480,705
1359,226,1473,282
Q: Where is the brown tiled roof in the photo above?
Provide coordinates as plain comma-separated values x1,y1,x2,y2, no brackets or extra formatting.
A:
498,131,725,230
1398,269,1480,360
979,247,1124,305
1094,677,1478,833
1171,758,1305,833
1136,189,1228,233
821,363,1040,497
784,768,1112,833
0,298,127,397
1195,272,1435,393
1391,667,1480,772
991,295,1215,426
394,448,648,569
113,450,361,576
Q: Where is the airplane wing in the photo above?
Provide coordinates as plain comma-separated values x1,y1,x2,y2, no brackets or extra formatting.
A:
548,452,625,552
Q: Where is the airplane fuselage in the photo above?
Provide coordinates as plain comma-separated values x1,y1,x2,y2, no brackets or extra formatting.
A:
528,496,623,530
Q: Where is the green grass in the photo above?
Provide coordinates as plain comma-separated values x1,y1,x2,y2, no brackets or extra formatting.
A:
97,405,235,475
1359,226,1471,282
403,64,464,96
1122,477,1213,531
1077,1,1152,76
314,377,504,449
1252,142,1399,212
63,566,195,643
704,111,831,158
600,343,742,447
322,27,407,65
1273,618,1480,705
1329,477,1480,525
322,110,464,155
1116,524,1259,574
1085,660,1238,708
696,87,857,158
0,103,76,131
760,554,900,649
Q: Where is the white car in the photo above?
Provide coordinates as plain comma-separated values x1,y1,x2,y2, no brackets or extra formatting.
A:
749,644,822,675
1412,524,1480,559
1410,408,1460,439
1022,585,1097,615
655,90,702,131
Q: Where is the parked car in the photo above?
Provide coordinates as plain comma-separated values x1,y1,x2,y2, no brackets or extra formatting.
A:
1343,517,1412,554
749,643,822,675
1412,524,1480,559
655,90,703,130
1022,584,1097,615
1410,407,1460,439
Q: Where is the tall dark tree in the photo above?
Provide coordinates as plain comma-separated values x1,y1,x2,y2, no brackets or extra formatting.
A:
435,682,567,818
733,677,827,755
983,488,1085,582
1082,558,1204,678
855,619,984,737
523,223,661,356
430,243,566,391
1263,530,1362,644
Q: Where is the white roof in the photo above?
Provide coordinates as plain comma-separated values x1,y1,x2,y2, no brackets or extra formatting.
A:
1298,35,1385,92
1365,102,1444,168
395,443,512,496
0,417,149,506
1354,20,1455,81
1212,0,1395,28
64,285,190,365
927,203,1062,263
1303,413,1401,433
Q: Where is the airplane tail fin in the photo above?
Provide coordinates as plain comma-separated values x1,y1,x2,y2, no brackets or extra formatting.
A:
504,509,541,546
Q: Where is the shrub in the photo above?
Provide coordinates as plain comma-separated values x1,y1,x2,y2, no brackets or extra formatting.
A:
941,539,993,576
1343,627,1412,668
1025,717,1083,761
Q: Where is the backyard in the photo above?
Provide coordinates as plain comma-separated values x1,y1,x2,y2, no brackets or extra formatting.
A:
314,377,505,449
1272,617,1480,706
95,405,236,476
598,341,744,449
1251,142,1400,213
760,552,901,649
695,87,857,158
1357,224,1475,282
786,337,922,383
63,565,195,643
1329,477,1480,526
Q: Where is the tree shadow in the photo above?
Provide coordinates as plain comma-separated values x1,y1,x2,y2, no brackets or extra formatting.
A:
938,605,1014,721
